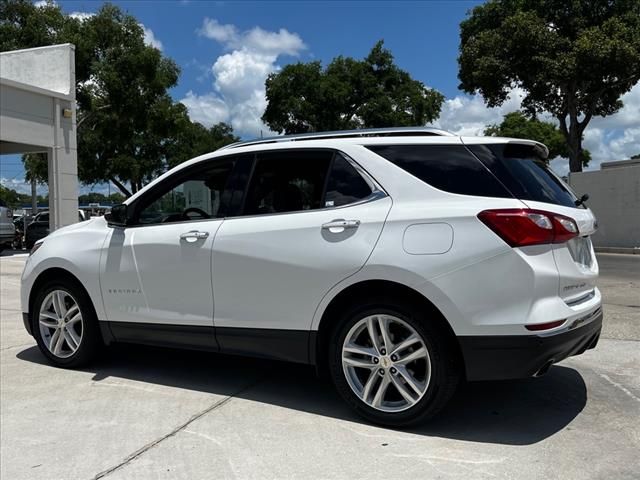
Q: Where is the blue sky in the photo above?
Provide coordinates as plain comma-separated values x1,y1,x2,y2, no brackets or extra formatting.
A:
1,0,639,196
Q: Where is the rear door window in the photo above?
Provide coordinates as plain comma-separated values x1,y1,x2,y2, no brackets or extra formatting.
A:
467,143,580,208
324,154,373,207
367,144,512,198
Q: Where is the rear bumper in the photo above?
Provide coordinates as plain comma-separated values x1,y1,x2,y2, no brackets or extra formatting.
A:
458,307,603,381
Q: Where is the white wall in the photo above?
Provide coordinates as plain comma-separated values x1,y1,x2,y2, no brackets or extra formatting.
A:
569,164,640,248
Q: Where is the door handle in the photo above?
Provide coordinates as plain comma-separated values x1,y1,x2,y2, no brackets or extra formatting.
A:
321,219,360,233
180,230,209,242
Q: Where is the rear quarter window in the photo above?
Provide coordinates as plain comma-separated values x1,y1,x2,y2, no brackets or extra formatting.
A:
366,144,512,198
467,143,580,208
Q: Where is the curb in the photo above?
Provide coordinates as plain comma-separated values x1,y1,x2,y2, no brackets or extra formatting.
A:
595,247,640,255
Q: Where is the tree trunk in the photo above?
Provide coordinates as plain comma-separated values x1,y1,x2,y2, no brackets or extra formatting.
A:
31,179,38,216
557,112,584,173
568,136,583,173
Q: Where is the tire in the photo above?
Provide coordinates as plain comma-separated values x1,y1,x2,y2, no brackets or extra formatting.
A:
329,298,459,427
31,278,102,368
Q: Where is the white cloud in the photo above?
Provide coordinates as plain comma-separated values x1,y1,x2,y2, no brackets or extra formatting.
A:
431,88,527,137
0,178,47,196
69,11,93,21
197,18,306,56
182,19,306,138
432,82,640,173
180,91,230,126
141,24,163,51
34,0,54,7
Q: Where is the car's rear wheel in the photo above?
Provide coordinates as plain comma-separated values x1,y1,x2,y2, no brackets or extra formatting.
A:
31,279,101,367
329,300,459,426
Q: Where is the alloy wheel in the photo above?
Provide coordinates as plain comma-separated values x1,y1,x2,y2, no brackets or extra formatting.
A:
341,314,431,412
38,290,84,359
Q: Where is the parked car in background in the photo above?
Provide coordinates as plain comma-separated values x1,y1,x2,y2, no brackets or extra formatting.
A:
21,128,602,427
24,210,88,249
0,199,16,253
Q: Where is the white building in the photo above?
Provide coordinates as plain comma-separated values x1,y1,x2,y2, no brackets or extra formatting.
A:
569,159,640,249
0,44,79,229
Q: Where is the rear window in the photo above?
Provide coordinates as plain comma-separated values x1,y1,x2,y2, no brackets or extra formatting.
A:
467,144,580,208
366,144,512,198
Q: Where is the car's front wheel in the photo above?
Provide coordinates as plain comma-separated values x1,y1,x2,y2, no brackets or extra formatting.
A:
31,279,101,368
329,300,459,427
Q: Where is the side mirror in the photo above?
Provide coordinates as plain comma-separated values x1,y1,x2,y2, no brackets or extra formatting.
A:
575,193,589,207
106,203,129,227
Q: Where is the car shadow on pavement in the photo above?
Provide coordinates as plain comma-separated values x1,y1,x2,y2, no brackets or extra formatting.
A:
17,343,587,446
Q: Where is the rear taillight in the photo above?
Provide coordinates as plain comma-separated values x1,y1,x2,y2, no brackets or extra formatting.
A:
478,209,579,247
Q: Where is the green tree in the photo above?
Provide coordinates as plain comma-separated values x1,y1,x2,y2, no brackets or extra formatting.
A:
263,41,444,134
21,153,48,185
485,112,591,165
2,1,238,197
164,112,239,169
0,185,23,207
458,0,640,172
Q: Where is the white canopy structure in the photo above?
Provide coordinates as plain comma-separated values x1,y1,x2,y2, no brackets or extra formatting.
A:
1,44,78,229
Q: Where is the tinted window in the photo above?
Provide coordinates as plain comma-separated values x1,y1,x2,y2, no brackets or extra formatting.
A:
243,150,332,215
468,144,579,208
136,160,236,224
38,213,49,222
324,154,373,207
367,145,511,198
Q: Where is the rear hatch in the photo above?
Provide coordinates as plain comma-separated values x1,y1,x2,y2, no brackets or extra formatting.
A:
465,141,598,305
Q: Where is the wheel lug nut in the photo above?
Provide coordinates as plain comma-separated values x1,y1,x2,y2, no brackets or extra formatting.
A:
390,367,397,374
378,369,385,376
373,357,379,364
381,349,386,355
391,355,397,361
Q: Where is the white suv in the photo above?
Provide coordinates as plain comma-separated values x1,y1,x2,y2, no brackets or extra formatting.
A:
21,128,602,426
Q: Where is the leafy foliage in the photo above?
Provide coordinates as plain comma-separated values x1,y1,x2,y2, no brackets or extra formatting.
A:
485,112,590,165
263,41,444,134
1,1,238,197
458,0,640,172
22,153,48,185
78,192,126,204
0,185,47,208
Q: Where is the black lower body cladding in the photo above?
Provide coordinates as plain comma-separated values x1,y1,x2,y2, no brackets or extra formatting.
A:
458,309,603,381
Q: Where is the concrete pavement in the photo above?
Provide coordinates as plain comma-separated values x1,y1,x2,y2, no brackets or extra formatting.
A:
1,251,638,480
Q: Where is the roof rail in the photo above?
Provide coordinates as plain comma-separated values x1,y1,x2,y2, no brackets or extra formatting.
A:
219,126,455,151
